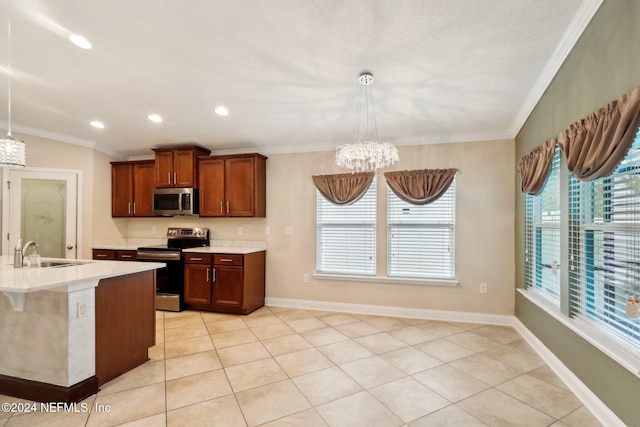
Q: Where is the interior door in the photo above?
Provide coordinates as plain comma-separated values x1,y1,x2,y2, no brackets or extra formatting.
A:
6,169,78,259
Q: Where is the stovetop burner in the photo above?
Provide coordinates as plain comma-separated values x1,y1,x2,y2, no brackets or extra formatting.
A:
138,227,210,251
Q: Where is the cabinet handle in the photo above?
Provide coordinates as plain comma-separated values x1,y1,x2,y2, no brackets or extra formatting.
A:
226,201,230,214
167,172,171,185
120,255,133,258
96,254,108,258
128,202,131,214
133,202,136,214
206,267,210,282
212,268,216,282
220,258,233,262
174,172,177,185
191,257,203,261
220,201,223,214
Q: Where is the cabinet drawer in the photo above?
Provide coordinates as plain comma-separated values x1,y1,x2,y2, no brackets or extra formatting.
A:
93,249,116,260
116,250,137,261
185,253,212,264
214,254,243,266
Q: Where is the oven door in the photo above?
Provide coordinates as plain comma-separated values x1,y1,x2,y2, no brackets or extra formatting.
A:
137,250,184,311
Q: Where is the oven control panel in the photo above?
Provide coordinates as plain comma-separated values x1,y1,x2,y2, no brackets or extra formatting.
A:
167,227,209,239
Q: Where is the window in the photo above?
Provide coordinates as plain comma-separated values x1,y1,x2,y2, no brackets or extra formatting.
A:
316,178,376,275
524,147,561,303
569,135,640,355
387,178,456,279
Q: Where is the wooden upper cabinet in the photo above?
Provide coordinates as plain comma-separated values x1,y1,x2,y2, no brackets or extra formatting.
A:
152,145,211,188
111,160,156,217
199,153,267,217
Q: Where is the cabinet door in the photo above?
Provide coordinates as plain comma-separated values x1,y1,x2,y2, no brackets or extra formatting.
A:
133,162,156,216
199,158,226,217
111,164,133,217
213,265,243,307
184,264,212,305
225,157,255,217
154,151,174,188
173,150,196,187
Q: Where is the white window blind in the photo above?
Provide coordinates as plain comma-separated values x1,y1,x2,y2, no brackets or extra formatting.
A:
387,178,455,279
316,179,376,275
569,135,640,356
524,147,561,303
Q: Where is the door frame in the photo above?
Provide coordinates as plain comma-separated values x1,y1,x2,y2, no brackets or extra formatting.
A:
1,166,83,257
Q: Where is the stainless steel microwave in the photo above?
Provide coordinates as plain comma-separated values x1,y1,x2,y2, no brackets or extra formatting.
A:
152,188,199,216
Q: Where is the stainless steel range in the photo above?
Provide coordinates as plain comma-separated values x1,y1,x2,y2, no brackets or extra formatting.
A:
137,227,209,311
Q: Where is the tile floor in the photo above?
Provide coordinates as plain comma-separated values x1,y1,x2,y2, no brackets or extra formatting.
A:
0,306,604,427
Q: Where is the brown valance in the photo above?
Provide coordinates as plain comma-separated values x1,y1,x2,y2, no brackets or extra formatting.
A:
518,138,557,195
312,172,374,205
384,168,457,205
557,86,640,182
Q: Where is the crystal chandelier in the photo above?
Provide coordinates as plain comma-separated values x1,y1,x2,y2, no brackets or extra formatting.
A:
0,3,26,168
336,73,398,173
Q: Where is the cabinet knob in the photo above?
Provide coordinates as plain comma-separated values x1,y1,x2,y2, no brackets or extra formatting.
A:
67,245,74,250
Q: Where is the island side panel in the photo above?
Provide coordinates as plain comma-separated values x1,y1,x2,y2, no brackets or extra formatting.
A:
95,270,156,386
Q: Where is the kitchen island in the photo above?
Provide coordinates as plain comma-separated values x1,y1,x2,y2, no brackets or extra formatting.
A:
0,256,164,403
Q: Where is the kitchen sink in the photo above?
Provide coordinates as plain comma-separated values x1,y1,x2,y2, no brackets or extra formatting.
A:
40,261,93,268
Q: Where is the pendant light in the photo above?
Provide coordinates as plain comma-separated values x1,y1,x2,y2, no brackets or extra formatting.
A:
335,73,398,173
0,1,26,168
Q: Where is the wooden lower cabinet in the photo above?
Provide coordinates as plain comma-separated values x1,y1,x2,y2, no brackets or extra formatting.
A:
92,249,138,261
95,271,156,386
184,251,265,314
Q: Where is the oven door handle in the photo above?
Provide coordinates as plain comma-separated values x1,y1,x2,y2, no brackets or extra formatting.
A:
136,251,181,261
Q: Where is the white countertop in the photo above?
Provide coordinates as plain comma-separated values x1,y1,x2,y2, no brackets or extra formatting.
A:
183,246,265,254
0,256,164,293
93,239,267,255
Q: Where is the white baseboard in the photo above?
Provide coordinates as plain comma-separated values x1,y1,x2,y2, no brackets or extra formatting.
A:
265,296,625,427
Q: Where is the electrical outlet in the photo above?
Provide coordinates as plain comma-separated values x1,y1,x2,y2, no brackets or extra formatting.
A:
265,226,270,235
285,227,293,235
151,226,157,234
77,302,88,319
480,282,488,294
303,274,309,283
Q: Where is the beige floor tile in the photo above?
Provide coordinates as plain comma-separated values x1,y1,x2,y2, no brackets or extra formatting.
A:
250,323,295,340
315,391,403,427
416,321,465,337
275,309,320,323
444,332,501,352
148,343,165,361
361,316,410,331
266,305,290,313
245,306,273,317
235,379,311,426
217,341,271,367
318,313,359,326
508,338,539,355
166,394,246,427
259,408,328,427
164,335,215,359
164,323,209,343
480,344,545,372
262,333,314,356
225,358,288,392
317,340,374,365
458,389,555,427
275,348,333,377
286,317,329,333
355,332,408,354
409,405,488,426
243,313,285,328
497,374,582,419
444,321,484,331
527,365,569,390
200,311,239,323
379,346,442,374
415,338,476,362
155,330,165,344
559,406,603,427
472,325,521,344
164,313,203,329
340,355,406,389
99,359,165,395
165,350,222,381
413,364,490,402
205,318,248,334
163,310,201,319
387,325,439,345
86,382,165,427
292,366,362,405
334,321,381,338
302,328,349,347
370,376,450,422
449,354,522,386
165,370,232,411
210,329,257,349
118,413,166,427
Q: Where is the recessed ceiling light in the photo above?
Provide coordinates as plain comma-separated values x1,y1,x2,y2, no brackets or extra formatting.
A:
148,114,163,123
214,106,229,116
69,34,92,49
90,120,104,129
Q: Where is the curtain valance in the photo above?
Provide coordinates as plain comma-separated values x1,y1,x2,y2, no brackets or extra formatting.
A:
518,138,557,195
312,172,374,205
383,168,457,205
557,86,640,182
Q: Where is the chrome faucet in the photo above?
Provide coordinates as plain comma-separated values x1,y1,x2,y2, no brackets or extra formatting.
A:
22,241,39,257
14,240,39,268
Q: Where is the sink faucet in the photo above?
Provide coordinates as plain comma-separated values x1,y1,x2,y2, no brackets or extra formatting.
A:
14,240,39,268
22,241,39,257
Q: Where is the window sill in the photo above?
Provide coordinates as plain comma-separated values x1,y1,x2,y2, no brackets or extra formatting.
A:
518,288,640,378
313,273,459,287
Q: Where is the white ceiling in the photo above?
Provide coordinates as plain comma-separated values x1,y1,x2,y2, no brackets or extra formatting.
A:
0,0,602,159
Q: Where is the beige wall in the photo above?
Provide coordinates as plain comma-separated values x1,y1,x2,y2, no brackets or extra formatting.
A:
514,1,640,424
126,139,515,315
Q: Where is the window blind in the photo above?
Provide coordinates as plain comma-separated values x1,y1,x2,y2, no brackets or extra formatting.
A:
316,178,376,275
387,178,455,279
524,147,561,303
569,135,640,356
